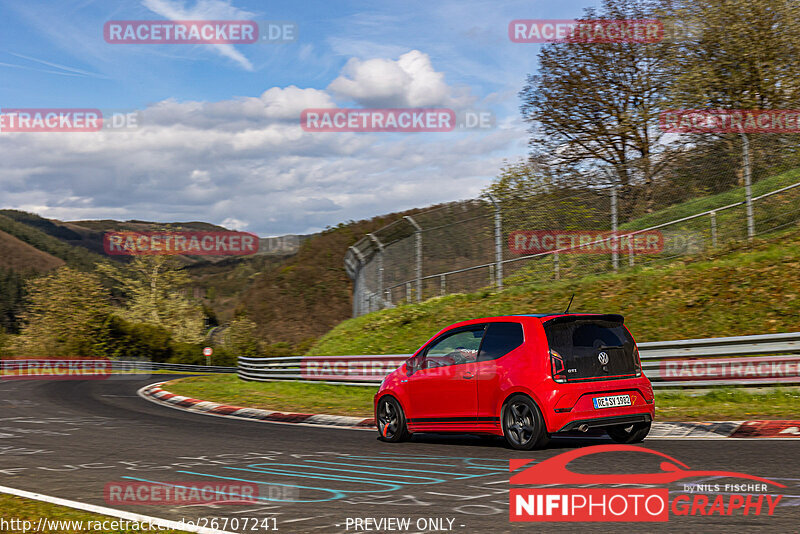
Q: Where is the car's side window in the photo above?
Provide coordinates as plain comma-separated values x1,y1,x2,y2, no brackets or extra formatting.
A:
477,322,524,362
421,327,485,369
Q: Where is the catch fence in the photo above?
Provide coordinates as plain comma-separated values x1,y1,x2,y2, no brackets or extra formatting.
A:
345,179,800,316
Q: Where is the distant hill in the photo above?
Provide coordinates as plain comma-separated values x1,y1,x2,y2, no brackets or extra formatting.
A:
0,212,104,271
0,229,64,273
0,207,423,351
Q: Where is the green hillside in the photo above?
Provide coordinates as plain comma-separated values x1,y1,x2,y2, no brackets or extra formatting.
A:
308,227,800,355
619,167,800,230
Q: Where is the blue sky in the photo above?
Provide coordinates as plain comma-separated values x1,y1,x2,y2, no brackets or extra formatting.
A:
0,0,601,236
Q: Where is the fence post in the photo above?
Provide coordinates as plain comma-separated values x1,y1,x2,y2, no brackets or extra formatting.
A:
710,211,718,248
405,282,411,303
485,194,503,289
628,235,635,267
385,289,392,306
440,274,446,296
368,233,384,309
404,215,423,302
489,264,495,287
741,132,755,240
347,246,366,316
611,182,619,271
554,251,560,280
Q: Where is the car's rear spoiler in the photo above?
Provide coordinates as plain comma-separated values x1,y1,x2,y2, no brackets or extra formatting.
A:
542,314,624,326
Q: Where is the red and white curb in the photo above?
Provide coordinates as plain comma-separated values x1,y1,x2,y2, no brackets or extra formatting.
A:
138,382,375,430
139,382,800,439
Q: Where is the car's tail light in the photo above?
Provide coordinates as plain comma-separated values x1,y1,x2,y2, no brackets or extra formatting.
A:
634,346,642,377
550,349,567,383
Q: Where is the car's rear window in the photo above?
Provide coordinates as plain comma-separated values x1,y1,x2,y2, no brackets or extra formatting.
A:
544,316,639,382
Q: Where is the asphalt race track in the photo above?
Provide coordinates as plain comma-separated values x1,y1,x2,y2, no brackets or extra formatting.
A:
0,376,797,533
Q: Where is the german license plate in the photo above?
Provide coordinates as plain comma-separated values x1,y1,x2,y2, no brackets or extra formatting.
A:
593,394,631,409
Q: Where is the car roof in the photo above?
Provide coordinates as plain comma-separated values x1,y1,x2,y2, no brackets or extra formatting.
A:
445,312,622,328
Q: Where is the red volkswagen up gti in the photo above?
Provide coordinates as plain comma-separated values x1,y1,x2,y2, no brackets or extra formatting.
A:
374,313,654,449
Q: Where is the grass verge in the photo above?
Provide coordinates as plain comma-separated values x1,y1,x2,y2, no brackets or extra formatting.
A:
162,376,800,422
0,494,189,533
164,374,376,417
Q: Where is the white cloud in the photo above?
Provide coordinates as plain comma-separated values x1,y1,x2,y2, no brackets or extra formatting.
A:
221,217,248,230
141,0,256,70
327,50,472,108
0,50,526,236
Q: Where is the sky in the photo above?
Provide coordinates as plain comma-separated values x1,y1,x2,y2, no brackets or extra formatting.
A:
0,0,601,236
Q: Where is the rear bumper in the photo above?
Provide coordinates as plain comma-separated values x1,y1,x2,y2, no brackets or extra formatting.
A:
544,377,655,433
557,413,652,433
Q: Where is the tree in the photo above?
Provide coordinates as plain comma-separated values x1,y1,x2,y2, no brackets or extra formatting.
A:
224,315,262,358
96,256,205,344
0,267,25,333
520,0,674,214
665,0,800,111
486,159,610,231
662,0,800,188
10,267,109,357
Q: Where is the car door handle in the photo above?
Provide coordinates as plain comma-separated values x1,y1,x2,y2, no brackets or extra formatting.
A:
463,372,474,379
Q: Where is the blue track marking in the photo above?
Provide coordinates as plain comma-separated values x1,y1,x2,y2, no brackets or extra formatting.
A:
119,454,509,504
302,460,500,477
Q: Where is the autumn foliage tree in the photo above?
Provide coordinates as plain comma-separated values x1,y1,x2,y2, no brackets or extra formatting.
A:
520,0,673,214
97,256,205,344
10,267,109,357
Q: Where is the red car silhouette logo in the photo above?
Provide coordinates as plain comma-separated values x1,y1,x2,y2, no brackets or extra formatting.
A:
510,444,786,487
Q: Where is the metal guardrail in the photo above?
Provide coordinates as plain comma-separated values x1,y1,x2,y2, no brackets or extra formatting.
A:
238,332,800,388
112,360,236,373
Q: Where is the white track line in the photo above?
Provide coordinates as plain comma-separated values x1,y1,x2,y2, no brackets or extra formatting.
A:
0,484,236,534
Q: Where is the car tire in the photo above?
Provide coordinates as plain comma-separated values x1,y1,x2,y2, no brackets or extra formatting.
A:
376,396,409,443
606,421,651,443
502,394,550,450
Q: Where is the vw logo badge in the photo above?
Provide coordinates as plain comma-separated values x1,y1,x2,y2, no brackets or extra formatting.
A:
598,351,609,365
